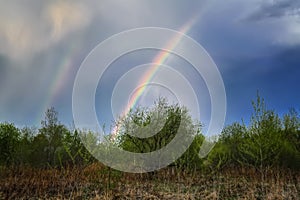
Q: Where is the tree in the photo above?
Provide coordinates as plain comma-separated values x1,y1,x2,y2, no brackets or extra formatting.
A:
39,107,67,167
0,123,20,165
117,98,202,170
15,127,36,165
208,122,247,169
30,132,49,167
279,108,300,169
238,94,283,186
283,108,300,151
175,133,204,170
62,129,95,166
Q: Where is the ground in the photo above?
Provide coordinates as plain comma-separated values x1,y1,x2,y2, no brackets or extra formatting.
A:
0,163,299,199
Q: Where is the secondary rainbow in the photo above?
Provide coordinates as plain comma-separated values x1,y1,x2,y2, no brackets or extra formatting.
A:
37,42,79,125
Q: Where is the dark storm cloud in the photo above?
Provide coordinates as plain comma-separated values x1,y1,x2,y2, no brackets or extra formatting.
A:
219,43,300,125
275,45,300,66
247,0,300,21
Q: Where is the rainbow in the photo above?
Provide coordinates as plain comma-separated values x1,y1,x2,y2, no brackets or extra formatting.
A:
38,42,79,124
112,16,199,136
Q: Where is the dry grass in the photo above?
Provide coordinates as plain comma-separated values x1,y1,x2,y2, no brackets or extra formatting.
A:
0,164,299,199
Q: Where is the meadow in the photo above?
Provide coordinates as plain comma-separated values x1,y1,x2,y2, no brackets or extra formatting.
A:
1,164,299,199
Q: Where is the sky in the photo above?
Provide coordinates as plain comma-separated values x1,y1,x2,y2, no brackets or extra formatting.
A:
0,0,300,134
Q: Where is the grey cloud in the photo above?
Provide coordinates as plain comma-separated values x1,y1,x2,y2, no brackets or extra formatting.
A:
0,0,208,126
0,0,92,62
246,0,300,21
0,0,207,63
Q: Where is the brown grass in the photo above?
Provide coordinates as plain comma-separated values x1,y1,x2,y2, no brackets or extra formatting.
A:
0,164,299,199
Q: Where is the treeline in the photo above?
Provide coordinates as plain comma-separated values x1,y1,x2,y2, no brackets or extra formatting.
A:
0,95,299,171
208,95,300,171
0,107,94,167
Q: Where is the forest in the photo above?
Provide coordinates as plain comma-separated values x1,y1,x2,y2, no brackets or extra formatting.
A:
0,94,299,199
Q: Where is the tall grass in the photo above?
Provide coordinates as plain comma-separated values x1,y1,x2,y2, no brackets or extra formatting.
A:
0,163,299,199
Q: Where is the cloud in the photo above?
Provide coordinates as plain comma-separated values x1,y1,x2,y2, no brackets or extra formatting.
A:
2,0,299,127
1,0,210,126
0,0,91,61
246,0,300,21
46,1,91,40
0,0,207,62
206,0,300,46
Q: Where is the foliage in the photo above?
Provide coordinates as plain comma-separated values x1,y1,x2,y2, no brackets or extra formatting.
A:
0,108,93,168
238,94,283,170
116,98,203,170
0,95,299,172
207,122,247,169
279,108,300,169
208,93,300,171
0,122,20,165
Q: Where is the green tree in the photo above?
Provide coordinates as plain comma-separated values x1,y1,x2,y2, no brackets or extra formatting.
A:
62,129,95,166
207,122,247,169
283,108,300,151
279,108,300,169
39,107,67,167
175,133,204,170
238,94,283,185
0,123,20,165
30,132,49,167
117,98,202,170
15,127,36,165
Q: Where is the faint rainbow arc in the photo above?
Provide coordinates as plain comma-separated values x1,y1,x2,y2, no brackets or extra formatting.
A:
38,43,78,125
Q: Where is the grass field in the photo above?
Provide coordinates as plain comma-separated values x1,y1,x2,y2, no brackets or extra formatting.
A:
0,163,299,199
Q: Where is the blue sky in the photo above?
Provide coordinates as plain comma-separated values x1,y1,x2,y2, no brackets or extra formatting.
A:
0,0,299,133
